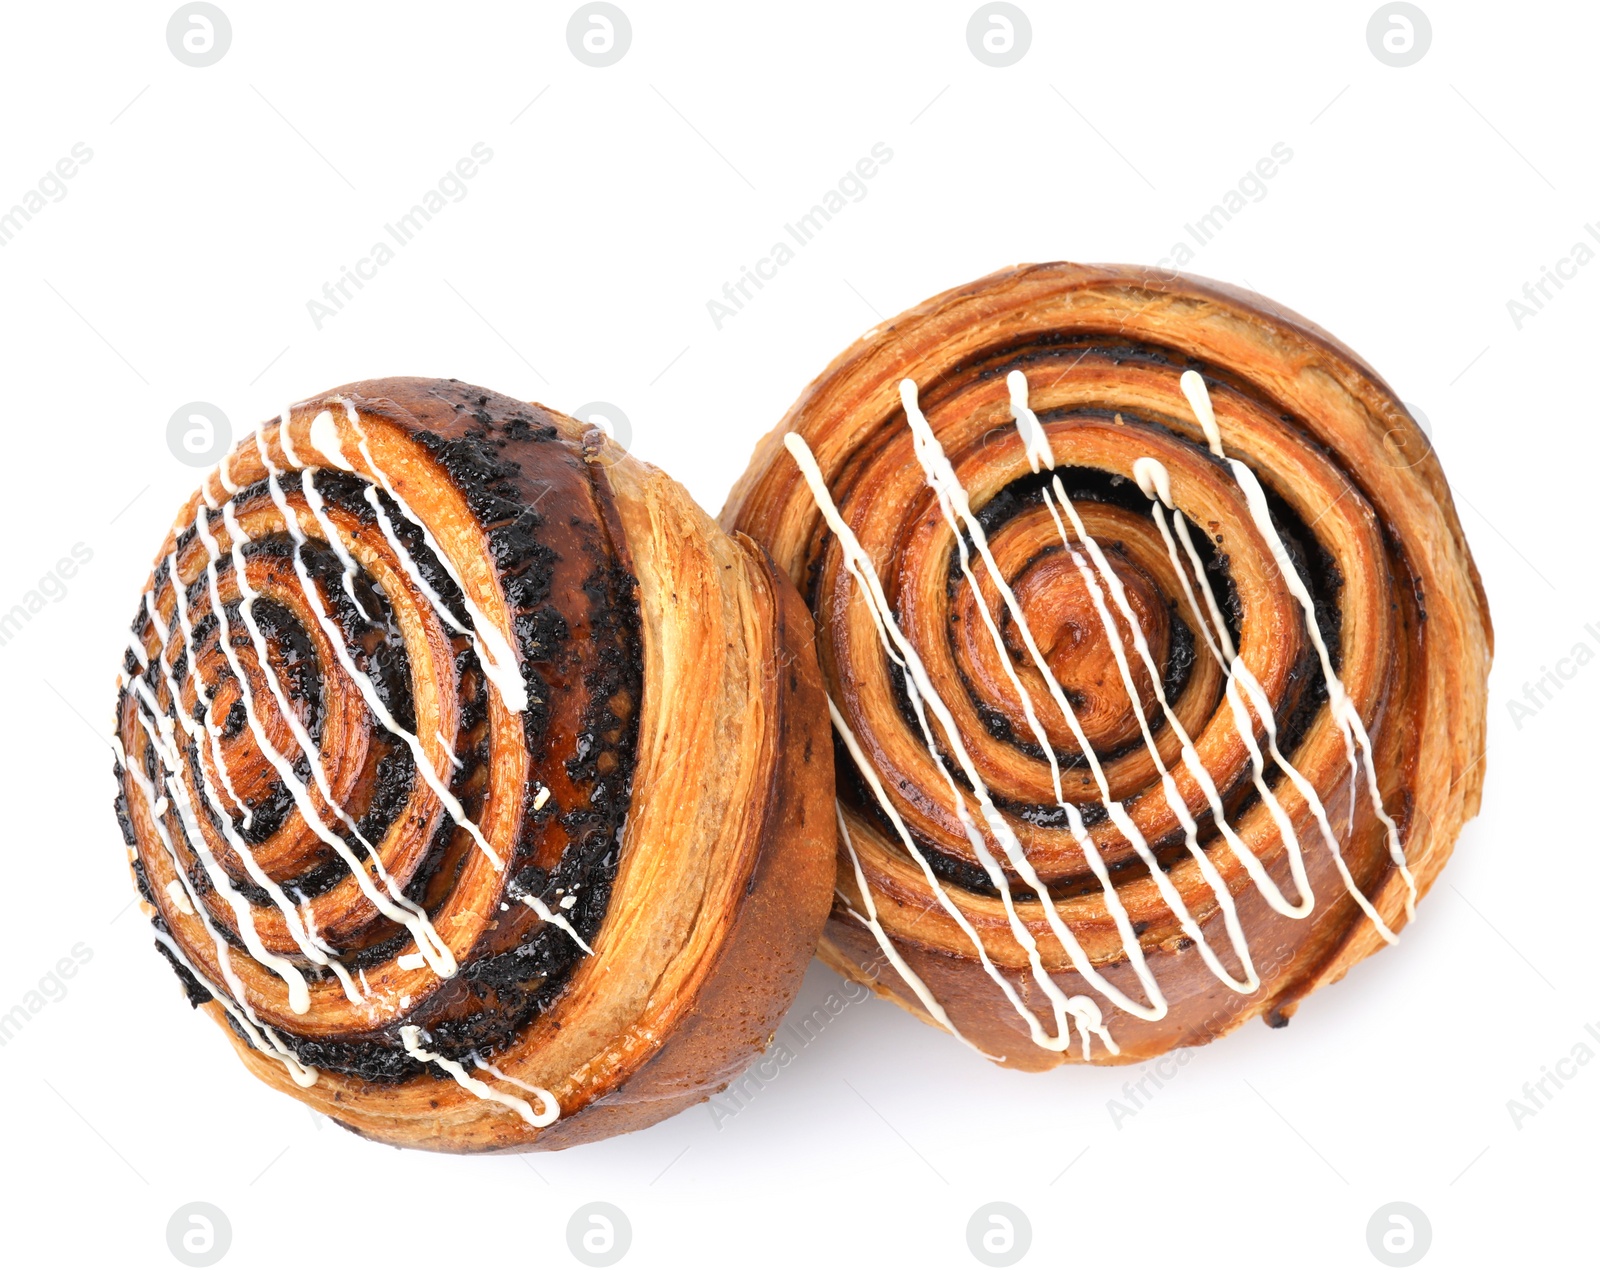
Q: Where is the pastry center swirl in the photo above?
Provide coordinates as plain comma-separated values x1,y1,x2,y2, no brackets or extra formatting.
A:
952,509,1174,760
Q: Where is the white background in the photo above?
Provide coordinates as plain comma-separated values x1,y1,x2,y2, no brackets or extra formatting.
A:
0,1,1593,1266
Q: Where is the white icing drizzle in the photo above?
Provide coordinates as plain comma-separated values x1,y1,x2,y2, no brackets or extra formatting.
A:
1178,370,1416,921
125,683,313,1011
1025,416,1309,917
1133,455,1398,941
152,928,318,1088
511,888,593,954
291,423,591,951
825,694,1100,1049
277,407,304,467
834,798,999,1059
300,468,377,625
189,496,459,976
786,432,1114,1056
914,427,1181,1005
318,401,530,716
1180,370,1226,458
903,379,1257,1000
144,575,260,853
153,530,369,1003
113,730,317,1087
291,888,326,958
472,1055,561,1126
216,447,240,498
309,409,348,471
781,364,1416,1057
399,1026,557,1127
255,428,511,877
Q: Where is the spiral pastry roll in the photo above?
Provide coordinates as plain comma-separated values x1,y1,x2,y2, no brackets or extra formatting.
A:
113,377,833,1148
723,264,1492,1068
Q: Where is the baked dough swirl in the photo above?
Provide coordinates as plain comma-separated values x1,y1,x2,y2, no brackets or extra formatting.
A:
113,377,833,1148
723,264,1492,1068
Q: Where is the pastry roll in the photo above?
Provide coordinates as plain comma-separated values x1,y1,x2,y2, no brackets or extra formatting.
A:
723,264,1492,1068
113,378,833,1148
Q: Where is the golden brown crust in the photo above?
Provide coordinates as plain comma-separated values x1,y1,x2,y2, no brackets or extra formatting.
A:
723,262,1492,1069
115,377,833,1149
